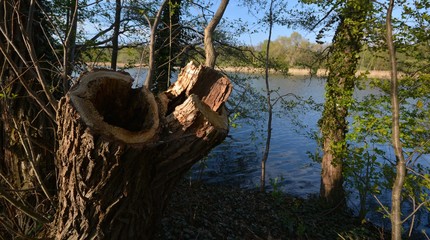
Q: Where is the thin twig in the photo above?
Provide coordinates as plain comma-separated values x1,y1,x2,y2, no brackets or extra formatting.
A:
144,0,170,88
408,196,416,238
423,229,430,240
372,194,391,216
16,10,58,109
402,200,427,224
11,119,54,206
22,122,54,205
0,187,49,224
0,41,56,120
0,217,30,240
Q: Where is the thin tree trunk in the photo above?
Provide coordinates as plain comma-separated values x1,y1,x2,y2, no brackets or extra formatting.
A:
62,0,78,91
386,0,406,239
260,0,274,193
144,0,169,89
167,1,173,86
47,62,232,239
204,0,229,68
111,0,122,71
153,0,182,93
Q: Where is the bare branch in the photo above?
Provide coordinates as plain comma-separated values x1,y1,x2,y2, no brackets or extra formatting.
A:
372,194,391,216
0,187,49,224
402,200,428,224
17,120,54,205
17,14,58,109
144,0,169,89
204,0,229,67
0,42,56,120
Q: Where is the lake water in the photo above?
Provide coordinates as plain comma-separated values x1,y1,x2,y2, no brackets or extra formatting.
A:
126,68,326,195
125,68,429,234
191,74,326,196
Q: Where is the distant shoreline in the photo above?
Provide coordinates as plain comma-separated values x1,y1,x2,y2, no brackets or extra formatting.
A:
88,62,392,79
217,66,392,79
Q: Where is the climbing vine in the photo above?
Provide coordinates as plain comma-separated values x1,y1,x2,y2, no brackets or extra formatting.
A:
316,0,373,204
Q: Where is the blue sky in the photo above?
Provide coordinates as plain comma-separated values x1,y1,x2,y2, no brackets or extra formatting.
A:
83,0,325,47
82,0,414,47
217,0,321,45
212,0,410,46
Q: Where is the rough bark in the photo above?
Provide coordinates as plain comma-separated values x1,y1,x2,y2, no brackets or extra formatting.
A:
0,0,58,237
319,0,372,206
48,61,232,239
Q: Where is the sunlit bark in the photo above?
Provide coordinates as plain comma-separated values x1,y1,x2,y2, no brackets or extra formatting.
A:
386,0,406,239
48,62,232,239
204,0,229,68
319,0,372,205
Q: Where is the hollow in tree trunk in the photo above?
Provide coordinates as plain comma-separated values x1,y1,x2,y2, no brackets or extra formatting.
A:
47,61,232,239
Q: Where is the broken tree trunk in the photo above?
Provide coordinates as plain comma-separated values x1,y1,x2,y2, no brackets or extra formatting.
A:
48,62,232,239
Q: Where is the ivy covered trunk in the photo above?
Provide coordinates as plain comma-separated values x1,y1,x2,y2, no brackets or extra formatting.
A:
49,62,232,239
319,0,372,205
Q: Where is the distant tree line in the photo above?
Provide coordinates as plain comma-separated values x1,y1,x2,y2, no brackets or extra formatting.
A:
84,30,426,75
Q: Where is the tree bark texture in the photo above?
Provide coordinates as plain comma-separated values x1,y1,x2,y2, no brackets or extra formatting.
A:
49,61,232,239
0,2,58,236
319,0,372,206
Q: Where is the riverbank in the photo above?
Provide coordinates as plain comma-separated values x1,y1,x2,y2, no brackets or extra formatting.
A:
217,66,392,79
88,62,392,79
156,180,387,239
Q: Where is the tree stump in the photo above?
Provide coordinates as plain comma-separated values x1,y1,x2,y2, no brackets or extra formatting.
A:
49,62,232,239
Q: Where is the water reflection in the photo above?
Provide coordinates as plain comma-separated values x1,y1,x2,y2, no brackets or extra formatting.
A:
188,73,327,196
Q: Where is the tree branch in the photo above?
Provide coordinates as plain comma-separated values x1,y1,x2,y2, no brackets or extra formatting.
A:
204,0,229,67
0,187,49,224
0,41,56,120
144,0,169,89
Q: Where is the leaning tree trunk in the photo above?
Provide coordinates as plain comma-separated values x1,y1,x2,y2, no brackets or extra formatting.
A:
48,61,232,239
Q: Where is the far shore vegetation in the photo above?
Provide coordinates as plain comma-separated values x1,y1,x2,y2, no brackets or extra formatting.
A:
84,32,413,79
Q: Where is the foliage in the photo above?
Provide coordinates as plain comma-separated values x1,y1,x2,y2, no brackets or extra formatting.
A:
310,0,374,205
2,0,430,238
258,32,325,73
347,75,430,233
269,175,285,200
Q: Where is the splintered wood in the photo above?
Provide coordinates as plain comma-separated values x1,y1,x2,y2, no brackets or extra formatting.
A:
50,62,232,239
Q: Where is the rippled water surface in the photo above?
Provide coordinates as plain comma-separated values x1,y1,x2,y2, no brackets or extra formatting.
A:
126,68,377,197
192,74,326,196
